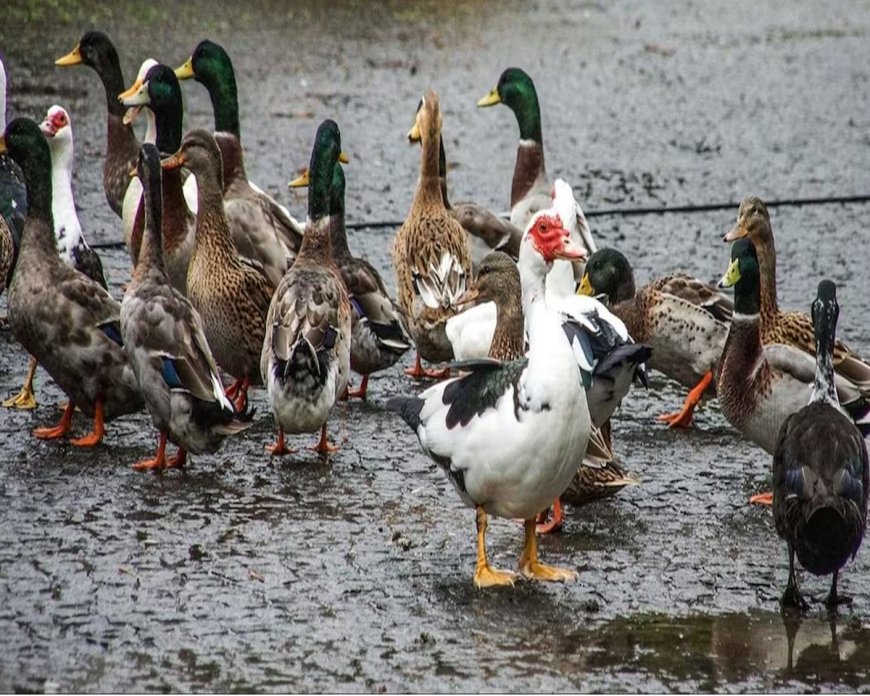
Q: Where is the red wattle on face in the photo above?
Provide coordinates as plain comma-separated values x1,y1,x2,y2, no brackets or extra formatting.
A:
530,214,571,262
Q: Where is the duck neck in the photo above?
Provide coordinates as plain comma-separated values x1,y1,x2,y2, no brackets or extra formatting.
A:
215,133,246,190
136,179,166,281
438,137,450,209
519,249,567,366
299,216,335,265
95,50,128,118
192,166,238,262
754,231,779,324
154,103,183,156
48,138,80,242
328,169,351,261
18,147,57,256
413,126,444,209
488,291,525,361
206,74,241,139
811,315,839,407
511,140,546,209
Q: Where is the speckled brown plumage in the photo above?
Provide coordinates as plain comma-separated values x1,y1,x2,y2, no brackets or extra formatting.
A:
393,90,472,363
727,196,870,397
179,131,274,386
0,216,14,292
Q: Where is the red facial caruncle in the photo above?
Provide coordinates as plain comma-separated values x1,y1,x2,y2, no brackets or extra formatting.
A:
40,108,68,137
528,213,587,262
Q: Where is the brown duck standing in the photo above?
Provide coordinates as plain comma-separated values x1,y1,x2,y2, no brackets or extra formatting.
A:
392,90,472,379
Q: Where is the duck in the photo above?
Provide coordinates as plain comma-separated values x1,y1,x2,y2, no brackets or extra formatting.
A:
1,117,143,444
457,251,641,533
162,129,275,412
121,143,252,470
724,196,870,398
715,239,869,466
388,210,591,588
772,280,868,610
55,31,138,218
393,90,472,379
174,39,303,281
579,247,731,428
119,61,197,295
289,161,410,400
407,98,522,267
3,104,111,412
260,120,351,455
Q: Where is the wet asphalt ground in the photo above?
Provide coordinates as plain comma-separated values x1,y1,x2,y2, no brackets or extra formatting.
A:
2,0,870,691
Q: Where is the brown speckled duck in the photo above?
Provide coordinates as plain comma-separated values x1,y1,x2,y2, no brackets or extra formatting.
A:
290,160,410,400
2,118,142,444
261,120,351,455
55,31,138,218
724,196,870,398
175,40,303,284
579,248,731,428
163,130,275,412
393,90,472,379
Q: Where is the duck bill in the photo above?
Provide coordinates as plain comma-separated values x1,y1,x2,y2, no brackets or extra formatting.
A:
718,258,741,288
161,152,186,171
477,87,501,108
175,57,195,80
339,151,350,164
554,237,588,262
407,120,421,143
288,169,310,188
722,224,747,242
118,78,147,105
122,105,142,126
39,119,57,138
455,286,481,306
55,44,83,66
0,137,6,155
577,273,594,296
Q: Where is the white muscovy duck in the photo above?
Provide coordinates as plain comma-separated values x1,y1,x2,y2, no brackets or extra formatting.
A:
389,210,591,588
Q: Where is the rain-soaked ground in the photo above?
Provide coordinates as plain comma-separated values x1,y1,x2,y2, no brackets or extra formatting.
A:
2,0,870,691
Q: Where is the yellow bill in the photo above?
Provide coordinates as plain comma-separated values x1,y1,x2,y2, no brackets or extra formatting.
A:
339,151,350,164
407,120,421,143
288,169,310,188
118,78,144,102
0,136,6,155
718,257,741,288
175,58,194,81
477,87,501,108
55,44,83,66
577,273,594,296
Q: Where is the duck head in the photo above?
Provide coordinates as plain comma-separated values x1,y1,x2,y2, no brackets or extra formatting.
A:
522,210,586,266
578,248,636,303
723,196,771,243
161,128,223,190
458,251,520,307
719,238,760,315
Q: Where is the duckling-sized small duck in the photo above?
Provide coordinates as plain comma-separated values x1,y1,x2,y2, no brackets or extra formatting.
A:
394,90,473,379
716,240,869,465
772,280,868,610
122,144,252,470
55,31,138,218
261,120,351,455
579,248,731,428
724,196,870,398
162,129,275,412
289,161,410,400
175,39,303,281
5,105,109,413
407,99,522,266
119,61,196,295
389,211,590,588
1,118,143,444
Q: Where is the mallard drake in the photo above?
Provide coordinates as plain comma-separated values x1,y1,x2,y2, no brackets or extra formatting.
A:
407,99,522,266
389,211,590,588
4,105,110,412
289,161,410,400
715,240,868,460
121,143,252,470
772,280,868,610
175,40,303,282
261,120,351,455
55,31,138,218
162,129,274,412
1,118,143,444
119,61,196,294
579,247,731,428
724,196,870,397
394,90,472,379
456,250,641,533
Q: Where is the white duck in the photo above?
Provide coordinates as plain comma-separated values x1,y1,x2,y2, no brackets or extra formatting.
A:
389,209,591,588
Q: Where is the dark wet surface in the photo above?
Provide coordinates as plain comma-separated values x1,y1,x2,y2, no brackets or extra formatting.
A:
2,0,870,691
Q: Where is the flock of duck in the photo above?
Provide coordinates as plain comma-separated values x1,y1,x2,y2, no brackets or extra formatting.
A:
0,32,868,609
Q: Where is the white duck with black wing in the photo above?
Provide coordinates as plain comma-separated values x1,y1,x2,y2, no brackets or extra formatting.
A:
389,209,591,588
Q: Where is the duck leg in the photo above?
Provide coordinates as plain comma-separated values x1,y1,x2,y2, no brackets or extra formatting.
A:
311,423,338,454
749,492,773,505
781,544,808,611
825,570,851,608
3,355,38,410
519,518,578,583
133,432,185,471
232,376,250,413
656,370,713,428
404,354,450,380
70,400,105,447
32,401,75,440
473,506,516,588
535,498,564,535
225,377,243,400
265,427,292,456
346,375,370,400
